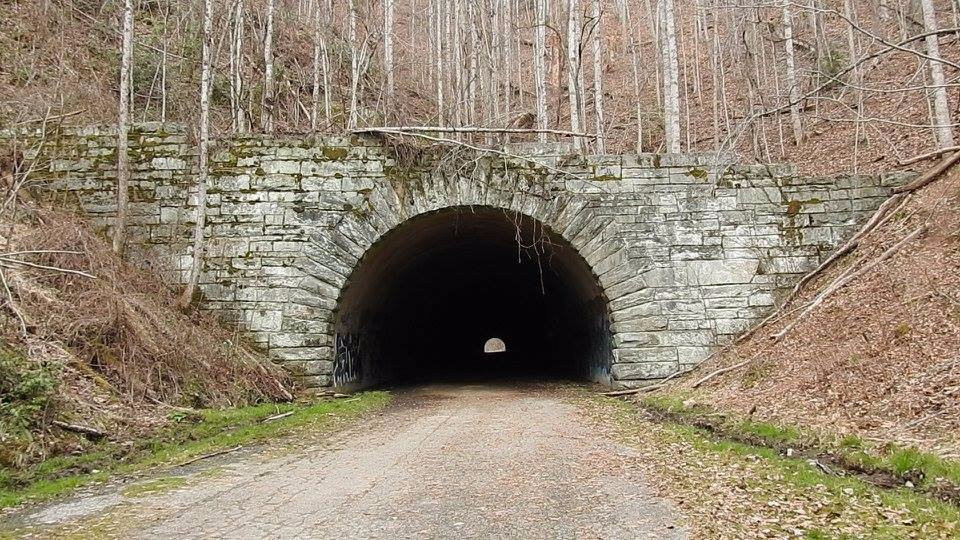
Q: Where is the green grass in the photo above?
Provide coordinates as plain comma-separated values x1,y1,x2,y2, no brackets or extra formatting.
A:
637,392,960,492
121,476,187,497
594,394,960,537
0,391,391,509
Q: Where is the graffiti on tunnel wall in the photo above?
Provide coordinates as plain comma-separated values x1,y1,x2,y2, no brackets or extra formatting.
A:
333,332,363,386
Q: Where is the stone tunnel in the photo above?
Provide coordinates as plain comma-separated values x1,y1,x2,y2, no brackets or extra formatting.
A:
16,124,910,391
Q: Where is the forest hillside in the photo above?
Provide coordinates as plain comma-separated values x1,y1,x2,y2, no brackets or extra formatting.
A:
2,0,959,175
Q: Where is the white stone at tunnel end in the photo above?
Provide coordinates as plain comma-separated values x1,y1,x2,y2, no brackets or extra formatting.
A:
16,124,910,390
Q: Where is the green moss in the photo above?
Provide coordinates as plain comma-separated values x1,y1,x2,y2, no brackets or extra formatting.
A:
321,147,349,161
0,391,391,509
686,167,708,179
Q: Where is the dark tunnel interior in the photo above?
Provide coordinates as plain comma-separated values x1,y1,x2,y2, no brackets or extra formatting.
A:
331,206,613,390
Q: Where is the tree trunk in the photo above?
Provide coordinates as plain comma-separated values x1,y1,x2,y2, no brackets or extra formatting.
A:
230,0,245,133
534,0,548,141
261,0,275,132
782,1,803,144
348,0,360,128
591,0,605,153
566,0,583,150
311,0,323,130
180,0,214,308
384,0,395,114
113,0,134,254
660,0,681,153
920,0,956,148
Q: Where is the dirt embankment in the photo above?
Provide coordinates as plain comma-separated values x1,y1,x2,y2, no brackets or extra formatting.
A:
0,196,293,471
663,166,960,458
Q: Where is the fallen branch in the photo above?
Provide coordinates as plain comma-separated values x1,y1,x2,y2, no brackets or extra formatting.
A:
15,110,85,125
692,359,752,388
353,126,598,138
0,257,97,279
898,145,960,166
736,192,909,345
0,265,27,337
177,445,243,467
51,420,106,439
262,411,294,422
355,128,612,194
770,225,927,343
894,151,960,194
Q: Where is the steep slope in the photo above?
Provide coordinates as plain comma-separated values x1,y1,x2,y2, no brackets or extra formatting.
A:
0,201,293,470
664,166,960,457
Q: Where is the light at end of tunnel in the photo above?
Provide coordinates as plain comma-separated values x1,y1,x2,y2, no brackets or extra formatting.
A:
483,337,506,354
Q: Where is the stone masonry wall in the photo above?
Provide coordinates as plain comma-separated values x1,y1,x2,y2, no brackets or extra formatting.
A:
8,123,910,389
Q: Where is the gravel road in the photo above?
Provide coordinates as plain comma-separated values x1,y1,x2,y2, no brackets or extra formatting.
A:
8,383,686,539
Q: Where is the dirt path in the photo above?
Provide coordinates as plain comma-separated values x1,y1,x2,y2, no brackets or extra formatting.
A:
6,384,686,539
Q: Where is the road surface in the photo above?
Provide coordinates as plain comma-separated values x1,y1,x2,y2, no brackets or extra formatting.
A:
7,383,686,539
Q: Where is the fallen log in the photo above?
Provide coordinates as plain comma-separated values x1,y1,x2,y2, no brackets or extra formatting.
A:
51,420,106,440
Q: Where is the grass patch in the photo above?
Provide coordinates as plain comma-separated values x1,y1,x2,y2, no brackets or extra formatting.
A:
590,393,960,538
0,391,391,509
121,476,187,498
637,392,960,496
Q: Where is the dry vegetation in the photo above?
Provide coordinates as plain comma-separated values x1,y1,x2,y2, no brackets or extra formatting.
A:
1,0,959,175
0,197,292,470
664,168,960,458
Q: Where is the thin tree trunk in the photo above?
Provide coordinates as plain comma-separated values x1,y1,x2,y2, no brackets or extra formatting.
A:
311,0,323,130
261,0,275,132
113,0,134,254
660,0,681,152
181,0,214,307
920,0,956,148
782,1,802,144
534,0,548,141
435,0,445,124
322,0,332,122
348,0,360,128
591,0,605,153
230,0,245,133
566,0,583,150
384,0,395,114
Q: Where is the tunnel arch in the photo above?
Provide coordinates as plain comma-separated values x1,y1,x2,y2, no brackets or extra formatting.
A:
330,205,617,390
289,169,646,391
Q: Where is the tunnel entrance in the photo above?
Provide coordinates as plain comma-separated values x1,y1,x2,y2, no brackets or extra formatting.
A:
331,206,613,390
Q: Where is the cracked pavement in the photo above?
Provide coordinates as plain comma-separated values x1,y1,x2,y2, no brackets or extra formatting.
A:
6,383,687,539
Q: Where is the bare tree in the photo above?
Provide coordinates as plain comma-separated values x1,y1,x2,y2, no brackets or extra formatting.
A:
181,0,215,307
113,0,134,254
660,0,681,152
348,0,360,128
591,0,605,153
310,0,330,130
566,0,584,149
384,0,395,114
782,0,802,144
230,0,246,133
920,0,956,148
261,0,276,133
534,0,548,141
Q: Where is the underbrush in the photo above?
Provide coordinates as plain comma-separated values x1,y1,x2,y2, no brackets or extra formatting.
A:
0,202,294,473
637,392,960,503
589,392,960,538
0,391,391,509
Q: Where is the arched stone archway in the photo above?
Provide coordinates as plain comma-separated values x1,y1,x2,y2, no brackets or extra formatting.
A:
291,169,645,390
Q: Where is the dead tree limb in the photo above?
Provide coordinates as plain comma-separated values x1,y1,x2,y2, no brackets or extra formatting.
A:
51,420,106,439
893,151,960,193
898,145,960,165
692,359,752,388
771,225,927,343
353,126,599,138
